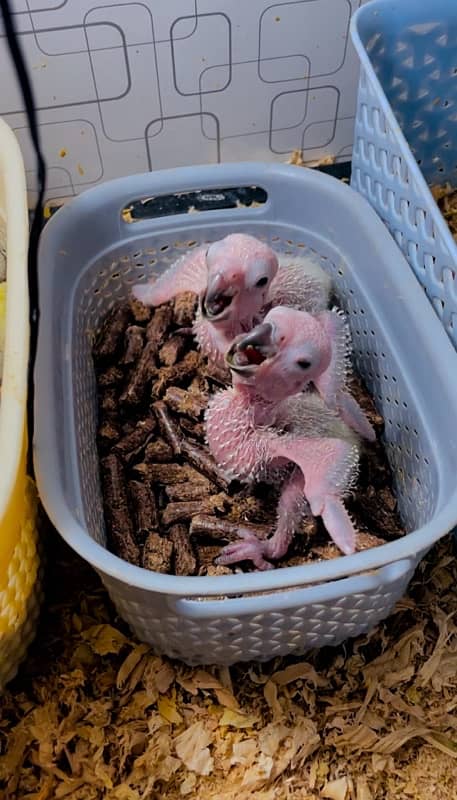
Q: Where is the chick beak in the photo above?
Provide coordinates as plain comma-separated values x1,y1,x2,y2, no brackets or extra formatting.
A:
226,322,276,373
201,273,236,320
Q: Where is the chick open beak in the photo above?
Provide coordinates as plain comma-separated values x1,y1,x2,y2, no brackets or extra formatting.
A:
226,322,276,373
201,272,236,320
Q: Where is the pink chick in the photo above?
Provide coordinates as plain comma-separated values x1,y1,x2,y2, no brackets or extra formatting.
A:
226,304,374,441
131,232,331,366
204,308,361,570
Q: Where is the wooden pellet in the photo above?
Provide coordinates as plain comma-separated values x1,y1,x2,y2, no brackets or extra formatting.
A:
159,334,188,366
164,386,207,420
144,439,174,463
123,325,145,364
169,523,197,576
190,515,271,543
114,417,157,462
93,305,131,361
161,493,229,527
120,341,158,406
130,296,151,322
173,291,197,327
128,479,159,536
153,401,182,455
142,532,173,573
101,454,140,564
180,439,230,492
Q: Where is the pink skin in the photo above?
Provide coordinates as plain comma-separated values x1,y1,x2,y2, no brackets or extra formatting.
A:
132,233,278,365
204,308,361,569
133,235,374,439
131,233,331,368
314,311,375,441
229,306,375,441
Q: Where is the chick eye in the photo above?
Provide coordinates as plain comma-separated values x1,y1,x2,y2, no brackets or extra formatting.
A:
297,359,311,370
255,276,269,288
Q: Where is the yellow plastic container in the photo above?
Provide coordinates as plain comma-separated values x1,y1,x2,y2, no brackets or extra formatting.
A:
0,117,41,688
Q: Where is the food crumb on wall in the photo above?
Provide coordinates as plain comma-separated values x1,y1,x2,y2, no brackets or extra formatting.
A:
77,163,85,176
59,148,67,158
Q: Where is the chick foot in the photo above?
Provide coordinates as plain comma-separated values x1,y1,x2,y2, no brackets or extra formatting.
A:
216,467,306,571
216,529,275,571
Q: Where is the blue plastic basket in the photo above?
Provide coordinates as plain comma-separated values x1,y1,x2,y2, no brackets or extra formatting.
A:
34,162,457,666
350,0,457,350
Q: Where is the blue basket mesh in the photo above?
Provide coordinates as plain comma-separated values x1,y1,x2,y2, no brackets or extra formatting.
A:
351,0,457,349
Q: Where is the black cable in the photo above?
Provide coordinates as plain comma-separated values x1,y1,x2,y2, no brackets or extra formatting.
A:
0,0,47,475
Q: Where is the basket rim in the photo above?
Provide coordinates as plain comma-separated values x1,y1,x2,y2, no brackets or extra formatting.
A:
351,0,457,264
34,161,457,598
0,117,29,523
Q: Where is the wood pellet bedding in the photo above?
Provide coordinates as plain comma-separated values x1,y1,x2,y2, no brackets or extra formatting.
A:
93,292,405,576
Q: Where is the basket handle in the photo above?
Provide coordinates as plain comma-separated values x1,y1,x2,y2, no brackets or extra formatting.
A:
120,184,269,224
166,557,414,619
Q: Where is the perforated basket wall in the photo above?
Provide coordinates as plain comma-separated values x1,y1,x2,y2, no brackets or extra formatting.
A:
34,163,457,665
351,0,457,350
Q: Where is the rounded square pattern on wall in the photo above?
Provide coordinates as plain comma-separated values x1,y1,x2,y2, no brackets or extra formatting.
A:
1,0,363,205
15,118,103,191
270,85,340,154
171,12,231,97
259,0,351,82
0,24,129,114
145,113,220,170
13,0,68,10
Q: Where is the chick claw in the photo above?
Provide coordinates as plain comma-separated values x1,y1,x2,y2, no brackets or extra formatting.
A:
215,529,275,571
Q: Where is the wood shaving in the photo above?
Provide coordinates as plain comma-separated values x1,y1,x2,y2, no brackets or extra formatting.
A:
288,149,336,168
2,530,457,798
430,183,457,241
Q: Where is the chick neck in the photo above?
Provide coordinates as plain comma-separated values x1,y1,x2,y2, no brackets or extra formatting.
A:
232,379,281,428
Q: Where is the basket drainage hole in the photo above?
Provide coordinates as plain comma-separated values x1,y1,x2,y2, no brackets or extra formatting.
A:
149,259,156,265
135,263,144,268
160,245,169,252
111,272,120,279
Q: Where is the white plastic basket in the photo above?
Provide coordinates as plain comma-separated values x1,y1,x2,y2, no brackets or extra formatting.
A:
350,0,457,349
34,162,457,666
